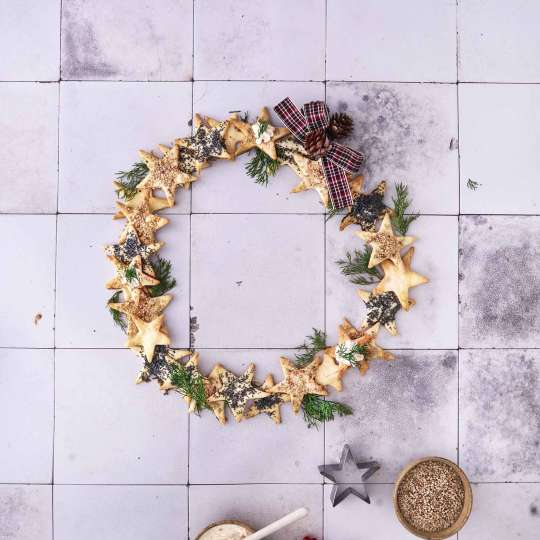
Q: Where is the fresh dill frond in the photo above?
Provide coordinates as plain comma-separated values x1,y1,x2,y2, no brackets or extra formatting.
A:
115,161,149,201
336,247,382,285
467,178,481,190
245,147,280,186
257,120,269,136
124,266,138,283
301,394,353,429
295,328,327,367
169,363,209,414
148,257,177,297
325,205,340,222
391,182,419,235
335,342,368,368
107,291,127,333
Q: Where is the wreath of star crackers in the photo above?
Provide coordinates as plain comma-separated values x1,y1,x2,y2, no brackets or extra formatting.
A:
105,105,428,427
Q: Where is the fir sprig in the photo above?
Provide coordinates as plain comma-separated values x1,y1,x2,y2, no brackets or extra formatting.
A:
115,161,149,200
169,363,209,413
257,120,269,137
302,394,353,429
107,291,127,333
245,148,280,186
295,328,327,367
391,183,419,235
336,247,382,285
148,257,177,297
335,342,368,368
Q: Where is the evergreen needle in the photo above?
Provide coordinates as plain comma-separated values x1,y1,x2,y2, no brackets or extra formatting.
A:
148,257,177,297
169,363,209,413
115,161,149,201
107,291,127,333
336,247,382,285
391,182,419,235
295,328,327,367
335,342,368,368
245,148,280,186
301,394,353,429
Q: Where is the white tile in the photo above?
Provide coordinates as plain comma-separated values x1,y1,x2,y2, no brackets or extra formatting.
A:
325,351,458,482
189,350,324,483
327,0,457,82
55,214,190,348
0,215,56,347
0,83,58,213
327,215,458,349
54,349,188,484
189,484,322,540
54,485,187,540
194,0,325,80
459,216,540,348
459,84,540,214
460,349,540,482
191,81,325,213
459,1,540,82
59,81,192,214
324,484,446,540
0,1,60,81
0,349,53,483
61,0,192,80
460,483,540,540
0,485,52,540
191,214,324,348
326,82,459,215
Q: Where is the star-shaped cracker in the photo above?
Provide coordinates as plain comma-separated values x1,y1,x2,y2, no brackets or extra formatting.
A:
358,289,402,336
117,195,169,245
207,363,269,422
112,186,169,220
316,352,350,392
340,177,390,231
108,287,171,336
106,254,159,290
176,114,232,162
207,364,227,425
126,314,170,362
224,108,289,159
356,213,415,268
105,226,163,265
245,374,290,424
137,144,192,206
373,246,428,309
277,138,329,207
135,345,190,388
270,357,327,413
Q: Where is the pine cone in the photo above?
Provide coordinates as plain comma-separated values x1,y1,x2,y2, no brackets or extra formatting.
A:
328,112,354,140
304,128,330,159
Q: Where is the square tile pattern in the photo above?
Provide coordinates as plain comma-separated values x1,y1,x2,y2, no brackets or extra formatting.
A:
1,2,538,539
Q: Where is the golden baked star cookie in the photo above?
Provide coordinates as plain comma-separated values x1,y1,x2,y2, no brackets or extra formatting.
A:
245,374,290,424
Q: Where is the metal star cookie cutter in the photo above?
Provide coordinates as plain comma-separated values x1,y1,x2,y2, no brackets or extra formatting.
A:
319,444,380,507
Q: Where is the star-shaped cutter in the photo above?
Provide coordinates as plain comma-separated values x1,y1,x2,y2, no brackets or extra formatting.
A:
319,444,380,507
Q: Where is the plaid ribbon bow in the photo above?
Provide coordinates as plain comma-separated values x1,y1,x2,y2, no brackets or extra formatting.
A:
274,97,364,209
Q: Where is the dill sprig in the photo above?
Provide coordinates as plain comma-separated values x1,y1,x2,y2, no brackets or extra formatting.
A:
335,342,368,368
148,257,177,297
107,291,127,333
169,363,209,414
245,147,280,186
302,394,353,429
336,247,382,285
391,182,419,235
325,205,340,222
124,266,138,284
257,120,269,137
295,328,327,367
467,178,481,190
115,161,149,200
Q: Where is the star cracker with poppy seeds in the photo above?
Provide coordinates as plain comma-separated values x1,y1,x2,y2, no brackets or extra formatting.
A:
358,289,402,336
106,254,159,291
245,374,290,424
135,345,190,388
105,226,163,265
356,213,415,268
269,357,327,413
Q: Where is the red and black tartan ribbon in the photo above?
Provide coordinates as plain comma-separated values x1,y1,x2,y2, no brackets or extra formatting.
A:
274,97,364,209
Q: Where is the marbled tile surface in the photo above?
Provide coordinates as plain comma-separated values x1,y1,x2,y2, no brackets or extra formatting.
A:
1,1,539,539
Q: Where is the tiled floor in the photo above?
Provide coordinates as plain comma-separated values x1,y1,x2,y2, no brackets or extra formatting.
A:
1,1,539,539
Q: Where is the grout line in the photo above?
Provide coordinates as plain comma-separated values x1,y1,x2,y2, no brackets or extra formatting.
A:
456,0,461,474
10,346,540,351
323,2,328,534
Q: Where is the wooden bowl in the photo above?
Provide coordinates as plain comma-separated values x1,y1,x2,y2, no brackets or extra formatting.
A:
195,520,254,540
393,457,473,540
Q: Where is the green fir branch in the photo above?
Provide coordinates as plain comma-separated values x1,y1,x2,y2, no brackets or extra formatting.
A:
256,120,269,137
148,257,177,297
335,342,368,368
336,247,382,285
169,363,209,414
302,394,353,429
245,147,280,186
295,328,327,367
467,178,481,190
115,161,149,201
391,182,419,235
107,291,127,333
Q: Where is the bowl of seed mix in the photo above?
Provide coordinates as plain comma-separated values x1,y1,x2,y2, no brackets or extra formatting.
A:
393,457,472,539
